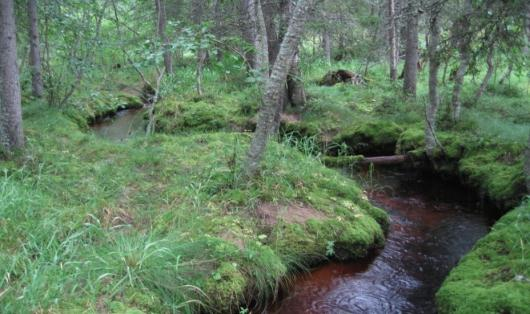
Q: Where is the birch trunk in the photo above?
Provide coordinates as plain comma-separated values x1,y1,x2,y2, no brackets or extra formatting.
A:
0,0,24,152
450,0,472,122
192,0,206,95
323,29,331,65
28,0,44,98
245,0,314,178
155,0,173,74
475,45,494,101
425,9,441,156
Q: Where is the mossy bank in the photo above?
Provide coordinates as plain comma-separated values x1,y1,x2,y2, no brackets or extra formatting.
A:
0,103,387,313
436,200,530,313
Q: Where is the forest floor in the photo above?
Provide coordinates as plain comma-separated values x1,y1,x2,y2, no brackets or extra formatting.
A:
1,59,529,313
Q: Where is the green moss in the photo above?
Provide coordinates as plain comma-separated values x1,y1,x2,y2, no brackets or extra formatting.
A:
333,120,403,155
204,262,247,312
436,201,530,314
396,127,424,154
155,95,252,133
0,103,388,313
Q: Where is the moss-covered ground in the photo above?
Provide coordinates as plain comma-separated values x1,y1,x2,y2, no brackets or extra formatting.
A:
0,102,386,312
1,57,528,313
436,200,530,314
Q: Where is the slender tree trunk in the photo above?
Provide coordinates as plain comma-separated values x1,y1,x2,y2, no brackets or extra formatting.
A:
523,1,530,57
0,0,24,152
388,0,398,80
425,8,441,156
240,0,257,68
524,132,530,194
28,0,44,98
245,0,314,178
249,0,270,80
155,0,173,74
323,29,331,65
450,0,472,122
498,62,513,85
475,45,494,101
192,0,205,95
403,0,419,96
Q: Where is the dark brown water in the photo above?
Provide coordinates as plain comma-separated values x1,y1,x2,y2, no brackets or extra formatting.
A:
91,108,146,141
274,170,491,314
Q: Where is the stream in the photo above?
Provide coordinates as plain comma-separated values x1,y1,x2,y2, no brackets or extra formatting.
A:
89,113,493,313
273,169,492,314
91,108,146,141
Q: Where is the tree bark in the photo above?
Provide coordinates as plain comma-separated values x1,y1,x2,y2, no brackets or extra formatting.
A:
245,0,314,178
475,45,494,101
403,0,419,96
192,0,206,95
525,133,530,193
388,0,398,80
0,0,24,152
450,0,472,122
244,0,269,80
425,7,441,156
498,62,513,85
322,28,332,65
155,0,173,74
27,0,44,98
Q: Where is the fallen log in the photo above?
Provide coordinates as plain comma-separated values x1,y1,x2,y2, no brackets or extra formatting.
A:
359,155,408,165
322,154,409,167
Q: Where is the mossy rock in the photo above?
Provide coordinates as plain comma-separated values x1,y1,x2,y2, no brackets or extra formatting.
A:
333,120,403,156
436,201,530,314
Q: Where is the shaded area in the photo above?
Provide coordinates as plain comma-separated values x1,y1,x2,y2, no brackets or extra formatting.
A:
91,108,146,141
273,169,492,314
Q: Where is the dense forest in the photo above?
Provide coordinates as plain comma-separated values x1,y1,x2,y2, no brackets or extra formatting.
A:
0,0,529,313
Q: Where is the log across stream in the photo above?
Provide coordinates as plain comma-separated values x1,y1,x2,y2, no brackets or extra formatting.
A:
272,169,493,314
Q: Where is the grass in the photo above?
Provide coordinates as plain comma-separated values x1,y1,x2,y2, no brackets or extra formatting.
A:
1,55,528,313
0,98,387,312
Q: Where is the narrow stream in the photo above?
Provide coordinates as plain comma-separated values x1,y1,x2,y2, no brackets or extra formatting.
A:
91,108,146,141
273,169,492,314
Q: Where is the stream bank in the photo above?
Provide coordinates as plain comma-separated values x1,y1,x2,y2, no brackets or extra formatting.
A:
272,168,493,313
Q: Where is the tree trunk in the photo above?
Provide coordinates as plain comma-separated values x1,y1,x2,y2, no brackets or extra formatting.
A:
425,8,441,156
192,0,205,95
498,62,513,85
475,45,494,101
403,0,419,96
155,0,173,74
245,0,314,178
322,29,332,65
240,0,257,68
450,0,472,122
287,52,305,107
388,0,398,81
0,0,24,152
525,133,530,193
27,0,44,98
523,1,530,57
245,0,269,80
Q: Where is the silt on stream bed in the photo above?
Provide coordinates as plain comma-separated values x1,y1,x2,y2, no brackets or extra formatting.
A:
272,169,493,314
